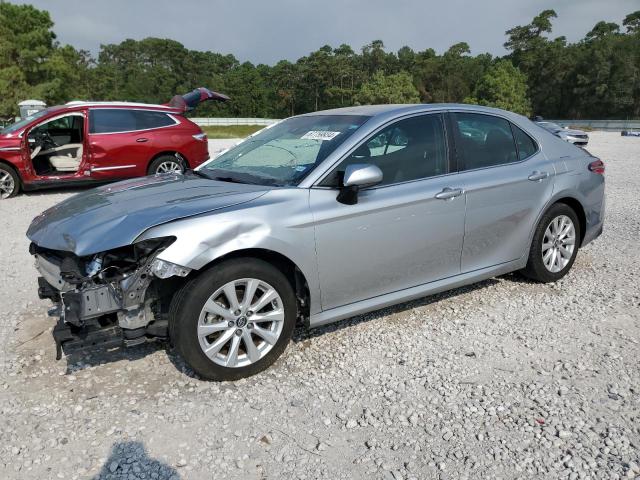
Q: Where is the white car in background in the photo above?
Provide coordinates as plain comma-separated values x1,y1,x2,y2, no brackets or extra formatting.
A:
535,121,589,146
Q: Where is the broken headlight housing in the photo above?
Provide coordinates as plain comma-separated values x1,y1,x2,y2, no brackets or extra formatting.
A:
150,258,191,279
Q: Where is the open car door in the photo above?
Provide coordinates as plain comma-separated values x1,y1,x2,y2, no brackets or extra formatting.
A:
167,87,230,112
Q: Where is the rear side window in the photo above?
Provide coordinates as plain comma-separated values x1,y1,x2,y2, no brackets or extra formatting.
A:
512,124,538,160
131,110,176,129
89,109,176,133
453,113,518,170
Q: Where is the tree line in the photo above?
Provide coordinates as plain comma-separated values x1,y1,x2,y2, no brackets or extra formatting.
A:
1,3,639,121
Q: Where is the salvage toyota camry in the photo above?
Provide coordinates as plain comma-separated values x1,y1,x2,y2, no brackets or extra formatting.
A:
27,104,605,380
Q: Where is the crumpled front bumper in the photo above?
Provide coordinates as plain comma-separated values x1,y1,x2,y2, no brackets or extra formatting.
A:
32,247,168,359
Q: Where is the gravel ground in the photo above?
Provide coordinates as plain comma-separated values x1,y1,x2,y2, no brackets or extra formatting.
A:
0,132,638,480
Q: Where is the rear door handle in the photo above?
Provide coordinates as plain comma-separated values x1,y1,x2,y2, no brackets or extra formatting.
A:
528,171,549,181
435,187,464,200
136,138,149,143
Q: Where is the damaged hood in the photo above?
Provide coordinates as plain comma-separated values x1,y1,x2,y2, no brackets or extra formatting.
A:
27,173,271,256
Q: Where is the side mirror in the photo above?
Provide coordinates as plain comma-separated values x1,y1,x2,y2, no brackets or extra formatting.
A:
337,163,383,205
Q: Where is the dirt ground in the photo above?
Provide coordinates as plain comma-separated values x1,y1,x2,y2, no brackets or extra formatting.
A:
0,132,638,480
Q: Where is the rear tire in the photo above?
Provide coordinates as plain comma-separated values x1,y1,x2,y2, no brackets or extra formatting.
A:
169,258,296,381
522,203,581,283
148,154,185,175
0,163,20,199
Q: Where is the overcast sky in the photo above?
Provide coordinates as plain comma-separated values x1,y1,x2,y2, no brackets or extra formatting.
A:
23,0,639,64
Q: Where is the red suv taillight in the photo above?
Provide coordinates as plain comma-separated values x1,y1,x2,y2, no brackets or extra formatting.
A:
588,159,605,175
193,132,207,141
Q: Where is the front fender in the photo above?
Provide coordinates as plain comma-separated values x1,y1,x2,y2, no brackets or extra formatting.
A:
136,188,322,314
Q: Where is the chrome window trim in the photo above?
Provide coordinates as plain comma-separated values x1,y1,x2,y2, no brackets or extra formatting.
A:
88,108,180,135
90,164,137,172
311,109,450,189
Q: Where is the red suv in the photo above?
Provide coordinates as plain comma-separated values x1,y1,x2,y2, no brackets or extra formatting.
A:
0,88,228,198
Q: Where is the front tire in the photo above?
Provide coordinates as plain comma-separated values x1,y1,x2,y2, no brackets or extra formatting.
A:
0,164,19,199
170,258,296,381
522,203,581,282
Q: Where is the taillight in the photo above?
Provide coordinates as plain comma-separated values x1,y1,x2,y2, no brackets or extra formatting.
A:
193,133,207,141
588,159,605,175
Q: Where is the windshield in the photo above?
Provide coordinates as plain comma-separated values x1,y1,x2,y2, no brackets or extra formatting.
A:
200,114,369,186
1,109,50,135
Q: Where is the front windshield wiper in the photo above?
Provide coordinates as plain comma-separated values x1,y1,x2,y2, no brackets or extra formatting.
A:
212,176,258,184
186,169,258,184
188,169,212,179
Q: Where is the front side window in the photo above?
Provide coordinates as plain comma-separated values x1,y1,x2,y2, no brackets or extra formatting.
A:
322,113,448,187
30,114,83,135
199,115,369,186
453,113,518,170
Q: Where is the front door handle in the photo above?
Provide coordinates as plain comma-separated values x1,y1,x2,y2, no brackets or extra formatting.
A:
136,137,149,143
435,187,464,200
528,171,549,181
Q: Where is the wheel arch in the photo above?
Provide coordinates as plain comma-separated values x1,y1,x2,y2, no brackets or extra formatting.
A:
553,196,587,246
0,158,21,178
147,151,190,174
198,248,311,323
0,158,22,189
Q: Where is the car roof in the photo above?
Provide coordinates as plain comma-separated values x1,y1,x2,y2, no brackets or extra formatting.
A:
57,101,181,113
298,103,528,122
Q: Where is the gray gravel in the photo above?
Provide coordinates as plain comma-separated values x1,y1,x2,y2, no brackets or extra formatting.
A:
0,132,638,479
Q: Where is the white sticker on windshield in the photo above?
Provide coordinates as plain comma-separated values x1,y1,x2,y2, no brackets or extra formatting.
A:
301,131,341,141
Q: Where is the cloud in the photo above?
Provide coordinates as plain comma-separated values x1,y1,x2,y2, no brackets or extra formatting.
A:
24,0,639,63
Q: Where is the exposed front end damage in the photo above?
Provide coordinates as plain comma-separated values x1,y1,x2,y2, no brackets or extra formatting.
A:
30,237,191,359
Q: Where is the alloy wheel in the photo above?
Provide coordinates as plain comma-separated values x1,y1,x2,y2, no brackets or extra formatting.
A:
0,171,15,199
156,160,183,174
541,215,576,273
197,278,285,368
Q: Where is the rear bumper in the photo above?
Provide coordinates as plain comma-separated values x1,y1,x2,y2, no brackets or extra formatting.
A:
582,193,605,247
583,223,603,247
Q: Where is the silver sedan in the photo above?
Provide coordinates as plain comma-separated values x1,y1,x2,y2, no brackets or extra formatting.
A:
28,104,605,380
535,121,589,146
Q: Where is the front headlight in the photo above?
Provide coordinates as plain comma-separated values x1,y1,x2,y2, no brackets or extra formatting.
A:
150,258,191,279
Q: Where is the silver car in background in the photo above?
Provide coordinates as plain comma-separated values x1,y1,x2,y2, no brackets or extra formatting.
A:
27,104,605,380
536,121,589,146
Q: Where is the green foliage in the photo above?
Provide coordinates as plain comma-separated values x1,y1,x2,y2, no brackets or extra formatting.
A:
465,60,531,115
0,3,93,118
0,2,638,120
356,71,420,105
623,11,640,33
201,125,265,139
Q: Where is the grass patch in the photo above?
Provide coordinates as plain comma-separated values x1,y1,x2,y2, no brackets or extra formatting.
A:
200,125,266,139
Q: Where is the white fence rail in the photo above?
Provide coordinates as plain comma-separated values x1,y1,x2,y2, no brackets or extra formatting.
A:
551,120,640,131
191,117,279,126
